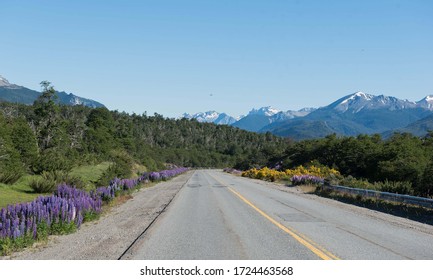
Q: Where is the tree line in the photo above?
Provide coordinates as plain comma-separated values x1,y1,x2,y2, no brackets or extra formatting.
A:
0,82,286,184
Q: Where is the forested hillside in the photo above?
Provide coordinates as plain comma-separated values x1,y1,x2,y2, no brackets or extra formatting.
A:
0,83,286,185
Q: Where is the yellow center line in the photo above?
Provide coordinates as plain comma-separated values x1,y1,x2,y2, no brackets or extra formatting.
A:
208,171,340,260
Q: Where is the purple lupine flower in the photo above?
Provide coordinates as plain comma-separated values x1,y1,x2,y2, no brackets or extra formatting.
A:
149,172,161,181
0,167,188,243
291,175,324,186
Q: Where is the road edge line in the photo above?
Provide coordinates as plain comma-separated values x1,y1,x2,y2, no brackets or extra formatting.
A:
208,171,340,260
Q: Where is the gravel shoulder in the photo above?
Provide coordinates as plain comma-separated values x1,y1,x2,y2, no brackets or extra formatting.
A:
3,171,193,260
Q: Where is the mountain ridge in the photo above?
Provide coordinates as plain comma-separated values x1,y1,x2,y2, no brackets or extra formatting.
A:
182,106,315,130
183,91,433,139
263,92,433,139
0,75,105,108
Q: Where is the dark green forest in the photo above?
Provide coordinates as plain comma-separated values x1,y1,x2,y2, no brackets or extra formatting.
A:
1,82,433,198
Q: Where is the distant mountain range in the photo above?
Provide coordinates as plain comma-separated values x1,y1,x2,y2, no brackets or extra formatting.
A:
181,106,316,131
181,111,238,125
183,92,433,140
182,107,303,130
0,75,105,108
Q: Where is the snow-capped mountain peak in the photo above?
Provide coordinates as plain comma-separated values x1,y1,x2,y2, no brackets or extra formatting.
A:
181,111,237,125
0,75,23,89
299,107,316,113
248,106,281,117
329,91,419,113
0,75,12,87
339,91,374,105
417,95,433,110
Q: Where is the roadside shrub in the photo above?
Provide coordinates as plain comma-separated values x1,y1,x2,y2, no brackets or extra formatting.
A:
97,150,133,186
242,167,288,182
30,170,85,193
337,176,375,190
375,180,414,195
242,164,339,182
29,176,56,193
0,170,23,185
333,176,414,195
285,164,341,178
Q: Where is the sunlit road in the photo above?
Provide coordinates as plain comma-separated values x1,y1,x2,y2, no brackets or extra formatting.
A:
123,170,433,260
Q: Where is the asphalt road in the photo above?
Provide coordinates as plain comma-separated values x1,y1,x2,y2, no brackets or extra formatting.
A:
123,170,433,260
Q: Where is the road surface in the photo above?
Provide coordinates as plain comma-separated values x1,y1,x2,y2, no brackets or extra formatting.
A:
122,170,433,260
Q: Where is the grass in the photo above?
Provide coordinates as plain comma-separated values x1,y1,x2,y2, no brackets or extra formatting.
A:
0,162,112,209
131,163,148,176
0,175,43,208
69,161,111,189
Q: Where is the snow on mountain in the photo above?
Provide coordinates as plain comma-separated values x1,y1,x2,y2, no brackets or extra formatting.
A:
328,91,417,113
247,106,281,117
0,75,21,89
299,107,316,113
182,106,315,130
194,111,220,122
270,109,314,123
181,111,237,125
0,75,10,86
340,91,373,104
214,113,238,125
329,91,375,113
417,95,433,110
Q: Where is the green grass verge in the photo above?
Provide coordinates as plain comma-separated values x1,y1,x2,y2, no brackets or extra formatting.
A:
69,161,111,189
0,162,112,209
0,175,43,208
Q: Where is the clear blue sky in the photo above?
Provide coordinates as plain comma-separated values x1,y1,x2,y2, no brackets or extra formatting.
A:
1,0,432,118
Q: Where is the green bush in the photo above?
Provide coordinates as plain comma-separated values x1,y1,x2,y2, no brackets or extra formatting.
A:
338,176,376,190
29,176,56,193
0,170,23,185
97,150,133,186
29,170,85,193
33,149,73,173
337,176,414,196
375,180,413,195
0,135,25,184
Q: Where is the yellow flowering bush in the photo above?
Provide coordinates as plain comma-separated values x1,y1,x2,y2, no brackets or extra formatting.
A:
242,167,287,182
242,164,341,182
285,165,340,178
